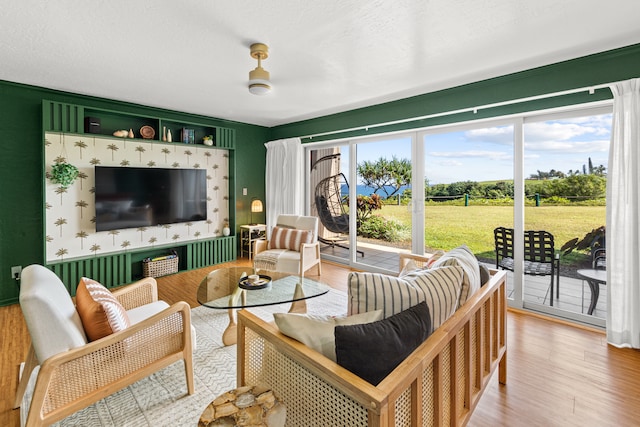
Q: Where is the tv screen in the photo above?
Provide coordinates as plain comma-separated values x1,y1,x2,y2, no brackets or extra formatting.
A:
95,166,207,232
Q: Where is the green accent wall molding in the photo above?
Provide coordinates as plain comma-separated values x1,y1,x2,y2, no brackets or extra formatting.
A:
269,43,640,142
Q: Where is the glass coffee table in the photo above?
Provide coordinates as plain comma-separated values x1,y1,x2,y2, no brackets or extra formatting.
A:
197,267,330,345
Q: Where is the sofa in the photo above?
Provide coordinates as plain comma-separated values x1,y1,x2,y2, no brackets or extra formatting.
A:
237,250,507,426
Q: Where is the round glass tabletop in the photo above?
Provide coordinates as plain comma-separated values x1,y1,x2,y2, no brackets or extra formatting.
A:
196,266,329,309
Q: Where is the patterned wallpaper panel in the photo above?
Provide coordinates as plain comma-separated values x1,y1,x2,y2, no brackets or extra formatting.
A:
45,132,230,262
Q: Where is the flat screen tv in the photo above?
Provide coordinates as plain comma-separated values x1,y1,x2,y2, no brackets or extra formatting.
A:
94,166,207,232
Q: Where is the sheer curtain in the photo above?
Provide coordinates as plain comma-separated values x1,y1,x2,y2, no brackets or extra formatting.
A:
264,137,304,236
607,78,640,348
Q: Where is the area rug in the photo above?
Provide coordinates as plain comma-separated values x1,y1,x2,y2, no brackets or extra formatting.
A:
46,289,347,427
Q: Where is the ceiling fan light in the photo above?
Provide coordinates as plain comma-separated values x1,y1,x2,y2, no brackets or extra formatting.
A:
249,81,271,95
248,43,272,96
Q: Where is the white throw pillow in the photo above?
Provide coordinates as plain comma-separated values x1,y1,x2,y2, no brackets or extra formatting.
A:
431,245,481,307
273,310,383,362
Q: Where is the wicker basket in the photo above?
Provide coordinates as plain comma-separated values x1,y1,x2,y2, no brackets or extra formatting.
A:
142,256,179,278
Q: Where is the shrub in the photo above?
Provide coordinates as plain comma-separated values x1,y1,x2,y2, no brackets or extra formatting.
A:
358,214,408,242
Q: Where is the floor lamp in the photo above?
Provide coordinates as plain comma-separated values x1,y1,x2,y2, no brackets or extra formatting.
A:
250,198,263,225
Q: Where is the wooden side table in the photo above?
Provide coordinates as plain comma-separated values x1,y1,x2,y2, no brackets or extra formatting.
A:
199,384,285,427
240,224,266,260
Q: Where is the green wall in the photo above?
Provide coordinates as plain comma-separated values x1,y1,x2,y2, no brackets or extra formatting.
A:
0,81,269,305
269,44,640,141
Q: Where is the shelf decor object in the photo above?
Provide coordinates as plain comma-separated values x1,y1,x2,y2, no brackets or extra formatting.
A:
181,128,195,144
142,255,179,278
248,43,271,95
140,125,155,139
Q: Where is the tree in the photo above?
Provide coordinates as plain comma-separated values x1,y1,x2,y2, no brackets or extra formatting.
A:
357,156,411,199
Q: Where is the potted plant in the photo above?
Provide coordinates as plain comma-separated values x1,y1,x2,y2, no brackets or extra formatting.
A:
202,135,214,146
49,162,79,188
222,220,231,236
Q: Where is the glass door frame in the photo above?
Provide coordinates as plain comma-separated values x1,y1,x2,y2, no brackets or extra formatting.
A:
303,100,611,327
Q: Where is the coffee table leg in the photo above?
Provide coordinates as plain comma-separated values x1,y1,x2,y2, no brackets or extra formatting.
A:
289,282,307,313
222,290,246,346
222,308,238,346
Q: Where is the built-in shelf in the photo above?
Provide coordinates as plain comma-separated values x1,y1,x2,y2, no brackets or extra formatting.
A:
42,100,238,292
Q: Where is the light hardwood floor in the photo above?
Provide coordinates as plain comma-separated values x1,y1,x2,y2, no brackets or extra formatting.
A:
2,260,640,426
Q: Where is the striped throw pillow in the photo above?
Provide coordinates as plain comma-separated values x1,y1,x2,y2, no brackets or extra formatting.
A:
402,266,464,329
430,245,481,308
75,278,131,341
348,266,464,330
269,226,313,251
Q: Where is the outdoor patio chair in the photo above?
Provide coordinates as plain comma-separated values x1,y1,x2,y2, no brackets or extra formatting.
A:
312,153,363,256
494,226,561,306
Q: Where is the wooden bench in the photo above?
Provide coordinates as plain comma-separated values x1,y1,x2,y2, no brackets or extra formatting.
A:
237,268,507,426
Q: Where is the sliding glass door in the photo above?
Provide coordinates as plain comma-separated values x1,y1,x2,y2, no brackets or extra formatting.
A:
421,122,514,294
304,103,612,327
522,109,610,326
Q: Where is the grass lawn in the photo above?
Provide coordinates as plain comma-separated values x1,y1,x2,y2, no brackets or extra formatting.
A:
378,204,605,268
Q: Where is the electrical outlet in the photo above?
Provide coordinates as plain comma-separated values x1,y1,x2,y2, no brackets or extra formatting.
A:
11,266,22,280
243,187,247,196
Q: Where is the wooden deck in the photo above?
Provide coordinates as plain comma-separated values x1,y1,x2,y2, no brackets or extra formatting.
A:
320,242,607,320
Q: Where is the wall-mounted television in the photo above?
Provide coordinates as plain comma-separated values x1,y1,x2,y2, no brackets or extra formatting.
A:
94,166,207,232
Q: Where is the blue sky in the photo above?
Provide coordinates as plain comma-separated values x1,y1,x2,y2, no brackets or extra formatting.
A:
349,113,611,185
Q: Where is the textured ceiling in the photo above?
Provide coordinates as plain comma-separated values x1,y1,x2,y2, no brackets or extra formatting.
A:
1,0,640,127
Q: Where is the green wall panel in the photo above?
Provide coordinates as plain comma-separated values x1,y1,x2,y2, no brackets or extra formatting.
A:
0,82,268,306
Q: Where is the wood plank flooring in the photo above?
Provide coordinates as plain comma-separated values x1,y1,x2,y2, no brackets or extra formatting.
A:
2,260,639,426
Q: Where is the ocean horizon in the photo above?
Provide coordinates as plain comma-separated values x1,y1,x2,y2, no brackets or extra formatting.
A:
341,184,411,197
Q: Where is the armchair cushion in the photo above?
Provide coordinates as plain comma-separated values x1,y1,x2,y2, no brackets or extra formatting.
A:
335,301,432,385
274,310,383,362
76,278,131,341
268,226,313,251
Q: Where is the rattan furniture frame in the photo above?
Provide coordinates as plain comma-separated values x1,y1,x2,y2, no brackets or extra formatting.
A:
15,266,194,427
237,267,507,426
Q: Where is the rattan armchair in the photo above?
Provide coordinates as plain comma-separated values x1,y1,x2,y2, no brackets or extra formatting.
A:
14,264,194,427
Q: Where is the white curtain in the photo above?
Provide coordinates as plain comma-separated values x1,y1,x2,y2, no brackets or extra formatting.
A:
264,137,304,236
607,78,640,348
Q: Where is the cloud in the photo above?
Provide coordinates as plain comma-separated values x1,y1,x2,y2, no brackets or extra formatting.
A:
525,139,609,153
428,150,511,161
464,127,513,145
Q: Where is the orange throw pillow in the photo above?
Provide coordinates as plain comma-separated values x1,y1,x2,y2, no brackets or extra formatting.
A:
76,278,131,341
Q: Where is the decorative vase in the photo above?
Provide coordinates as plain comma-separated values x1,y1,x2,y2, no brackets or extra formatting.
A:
162,126,167,142
167,129,172,142
223,226,231,236
203,138,213,146
128,128,134,138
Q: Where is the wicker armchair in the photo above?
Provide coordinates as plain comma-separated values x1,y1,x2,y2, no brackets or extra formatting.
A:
14,264,194,427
